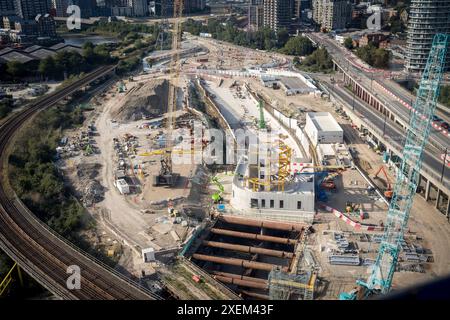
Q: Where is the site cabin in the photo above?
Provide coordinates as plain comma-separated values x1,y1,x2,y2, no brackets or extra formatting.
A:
116,179,130,195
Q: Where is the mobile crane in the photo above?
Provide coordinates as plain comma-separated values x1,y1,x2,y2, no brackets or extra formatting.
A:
340,33,449,299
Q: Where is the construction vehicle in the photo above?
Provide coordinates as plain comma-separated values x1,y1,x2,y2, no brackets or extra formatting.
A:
153,0,183,187
373,165,393,199
117,81,126,93
211,176,224,203
340,33,449,300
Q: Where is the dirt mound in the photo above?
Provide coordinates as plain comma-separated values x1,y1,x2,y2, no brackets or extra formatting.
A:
112,79,169,121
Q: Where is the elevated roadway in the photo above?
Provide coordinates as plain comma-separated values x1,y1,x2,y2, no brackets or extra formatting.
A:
322,80,450,220
0,66,160,299
305,32,450,219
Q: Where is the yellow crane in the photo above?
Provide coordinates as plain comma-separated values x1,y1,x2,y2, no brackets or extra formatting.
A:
153,0,184,187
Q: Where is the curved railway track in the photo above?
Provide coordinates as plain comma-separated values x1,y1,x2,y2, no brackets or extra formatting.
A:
0,66,161,299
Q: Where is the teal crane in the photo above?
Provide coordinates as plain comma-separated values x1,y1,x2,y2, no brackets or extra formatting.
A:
340,33,449,299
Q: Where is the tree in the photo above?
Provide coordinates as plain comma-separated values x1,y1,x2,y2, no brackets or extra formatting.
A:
38,56,56,79
439,85,450,107
344,37,353,50
276,28,290,48
356,44,389,69
281,36,314,56
297,48,333,72
82,41,94,51
6,61,25,79
373,48,390,68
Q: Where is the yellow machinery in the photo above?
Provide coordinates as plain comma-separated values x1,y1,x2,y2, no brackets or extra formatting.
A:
248,140,292,192
153,0,184,187
139,147,200,157
0,262,23,297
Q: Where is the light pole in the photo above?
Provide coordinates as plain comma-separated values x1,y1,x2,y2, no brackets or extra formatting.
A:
370,73,374,91
441,148,447,183
352,89,356,111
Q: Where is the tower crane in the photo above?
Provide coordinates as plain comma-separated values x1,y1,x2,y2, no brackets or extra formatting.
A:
153,0,184,187
340,33,449,299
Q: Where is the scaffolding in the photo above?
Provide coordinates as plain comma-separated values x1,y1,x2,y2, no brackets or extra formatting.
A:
268,266,316,300
248,140,292,192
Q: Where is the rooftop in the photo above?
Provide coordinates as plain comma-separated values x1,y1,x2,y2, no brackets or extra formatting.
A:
307,112,343,133
0,50,36,63
234,156,314,194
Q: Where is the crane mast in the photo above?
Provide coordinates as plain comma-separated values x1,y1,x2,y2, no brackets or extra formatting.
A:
343,33,449,299
154,0,183,187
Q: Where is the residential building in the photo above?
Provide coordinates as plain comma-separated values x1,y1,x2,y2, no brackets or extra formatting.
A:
14,0,51,20
358,32,388,47
405,0,450,73
248,0,263,31
154,0,205,16
128,0,148,16
51,0,69,17
312,0,351,31
263,0,292,32
0,0,16,17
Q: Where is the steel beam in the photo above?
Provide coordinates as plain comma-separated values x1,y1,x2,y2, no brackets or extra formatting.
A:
211,271,268,284
219,215,305,232
192,254,289,272
210,228,297,245
203,240,294,258
213,275,268,290
240,290,270,300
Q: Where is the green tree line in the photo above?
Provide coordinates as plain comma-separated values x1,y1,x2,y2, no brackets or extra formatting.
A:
0,97,14,119
9,105,86,239
0,43,115,82
355,43,390,69
439,85,450,108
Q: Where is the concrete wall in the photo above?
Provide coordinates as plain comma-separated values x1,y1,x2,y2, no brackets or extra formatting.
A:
230,181,315,222
305,114,344,145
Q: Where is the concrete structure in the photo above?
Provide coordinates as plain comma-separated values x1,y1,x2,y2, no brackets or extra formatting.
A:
305,112,344,145
116,178,130,194
142,247,155,262
326,58,450,220
405,0,450,73
248,0,263,31
358,32,388,47
263,0,292,32
230,155,315,223
154,0,205,16
312,0,351,31
129,0,148,16
0,0,16,20
14,0,51,20
51,0,69,17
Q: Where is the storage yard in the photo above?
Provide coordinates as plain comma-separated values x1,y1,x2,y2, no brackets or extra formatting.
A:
50,33,450,300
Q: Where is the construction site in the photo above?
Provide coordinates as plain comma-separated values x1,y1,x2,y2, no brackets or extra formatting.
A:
44,14,450,301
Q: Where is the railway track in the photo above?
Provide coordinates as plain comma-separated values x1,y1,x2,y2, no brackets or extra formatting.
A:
0,66,161,300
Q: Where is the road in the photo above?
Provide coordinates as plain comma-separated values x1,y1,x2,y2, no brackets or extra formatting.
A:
306,32,450,152
324,80,450,189
0,66,160,299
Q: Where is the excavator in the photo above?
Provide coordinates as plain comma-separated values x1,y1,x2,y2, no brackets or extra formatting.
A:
373,165,393,199
211,176,224,203
340,33,448,300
